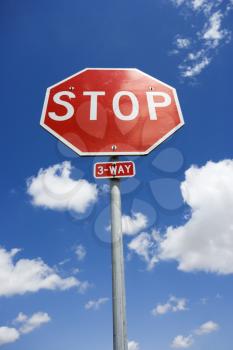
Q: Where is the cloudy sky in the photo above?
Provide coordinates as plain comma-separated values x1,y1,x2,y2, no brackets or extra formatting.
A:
1,0,233,349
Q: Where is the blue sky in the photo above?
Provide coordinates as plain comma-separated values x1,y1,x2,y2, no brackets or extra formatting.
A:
1,0,233,349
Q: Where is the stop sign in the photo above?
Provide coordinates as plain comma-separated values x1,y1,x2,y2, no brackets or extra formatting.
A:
41,68,184,155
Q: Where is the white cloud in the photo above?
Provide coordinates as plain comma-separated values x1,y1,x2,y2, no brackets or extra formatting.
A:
27,161,98,214
128,160,233,276
85,297,109,310
171,335,193,348
169,1,233,78
58,258,70,266
171,296,188,312
0,246,89,296
0,327,19,346
128,340,140,350
107,212,148,236
192,0,206,10
202,11,231,48
15,312,51,334
195,321,219,335
0,311,51,347
122,212,148,236
180,55,211,77
153,302,171,315
76,280,92,294
176,37,191,49
75,245,86,261
128,230,160,270
152,296,188,316
159,160,233,274
187,50,203,60
171,320,219,349
14,313,27,323
171,0,208,11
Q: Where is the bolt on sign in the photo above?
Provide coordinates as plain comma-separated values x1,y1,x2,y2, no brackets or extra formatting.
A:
41,68,184,156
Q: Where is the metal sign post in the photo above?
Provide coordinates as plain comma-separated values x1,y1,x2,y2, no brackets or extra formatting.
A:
110,157,128,350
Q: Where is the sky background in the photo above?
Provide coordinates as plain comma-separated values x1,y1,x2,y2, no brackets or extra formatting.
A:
1,0,233,349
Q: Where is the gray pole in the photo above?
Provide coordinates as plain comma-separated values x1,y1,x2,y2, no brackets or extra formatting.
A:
110,157,128,350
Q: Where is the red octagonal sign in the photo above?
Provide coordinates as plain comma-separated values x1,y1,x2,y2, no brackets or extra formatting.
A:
41,68,184,155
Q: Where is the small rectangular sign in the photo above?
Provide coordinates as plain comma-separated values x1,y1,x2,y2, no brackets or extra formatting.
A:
94,161,136,179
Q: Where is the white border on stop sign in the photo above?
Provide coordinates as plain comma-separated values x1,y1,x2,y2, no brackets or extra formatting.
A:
93,161,136,179
40,68,185,156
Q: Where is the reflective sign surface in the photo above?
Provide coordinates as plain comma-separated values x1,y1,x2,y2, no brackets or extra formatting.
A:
41,68,184,155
